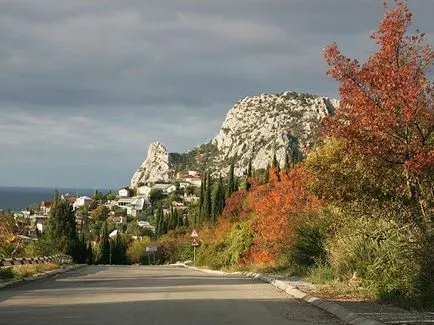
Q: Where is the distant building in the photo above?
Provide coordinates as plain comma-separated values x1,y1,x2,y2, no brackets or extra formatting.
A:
73,196,93,210
152,184,177,195
116,196,148,217
118,187,133,198
40,201,53,215
137,185,152,197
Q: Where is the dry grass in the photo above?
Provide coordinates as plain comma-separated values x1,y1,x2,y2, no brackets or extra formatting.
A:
8,263,60,280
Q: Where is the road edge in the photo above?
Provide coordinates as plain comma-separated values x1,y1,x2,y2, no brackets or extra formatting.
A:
177,264,385,325
0,264,86,290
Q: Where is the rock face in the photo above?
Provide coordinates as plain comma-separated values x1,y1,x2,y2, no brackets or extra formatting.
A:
130,142,171,187
209,91,338,175
130,91,338,186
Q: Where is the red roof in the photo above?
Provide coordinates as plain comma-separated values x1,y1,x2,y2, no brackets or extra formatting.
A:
41,200,53,207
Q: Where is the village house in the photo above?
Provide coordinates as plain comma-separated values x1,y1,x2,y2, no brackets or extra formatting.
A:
72,196,93,210
118,187,133,198
152,183,177,195
137,185,152,197
40,200,52,215
116,196,148,217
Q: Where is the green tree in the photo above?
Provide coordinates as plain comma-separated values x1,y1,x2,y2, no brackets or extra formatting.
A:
263,164,270,184
111,233,128,265
96,221,110,264
149,188,165,204
46,193,78,256
212,177,225,223
91,205,110,222
245,158,253,191
227,162,236,197
86,241,93,265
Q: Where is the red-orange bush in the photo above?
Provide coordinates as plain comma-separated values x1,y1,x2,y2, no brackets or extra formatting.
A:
245,166,321,265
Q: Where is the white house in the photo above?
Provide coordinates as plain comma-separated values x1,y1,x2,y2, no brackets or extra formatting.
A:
137,220,156,233
73,196,93,210
118,187,132,198
184,176,202,187
152,184,177,195
116,196,148,217
179,182,190,189
188,170,200,177
137,185,152,197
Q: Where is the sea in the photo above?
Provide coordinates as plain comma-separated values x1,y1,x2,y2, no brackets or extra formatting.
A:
0,186,109,212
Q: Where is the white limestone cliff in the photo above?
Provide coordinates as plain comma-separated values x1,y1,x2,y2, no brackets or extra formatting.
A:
130,142,171,188
130,91,339,184
210,91,338,175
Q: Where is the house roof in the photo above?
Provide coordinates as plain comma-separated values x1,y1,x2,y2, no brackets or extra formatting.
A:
41,200,52,207
152,184,173,190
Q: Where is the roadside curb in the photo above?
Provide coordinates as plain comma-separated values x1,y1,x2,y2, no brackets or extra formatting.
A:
0,264,86,290
178,264,385,325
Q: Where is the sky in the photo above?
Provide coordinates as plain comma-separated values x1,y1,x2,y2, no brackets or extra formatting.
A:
0,0,433,189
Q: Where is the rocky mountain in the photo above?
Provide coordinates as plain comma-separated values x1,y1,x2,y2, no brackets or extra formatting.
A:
130,91,338,188
130,142,172,186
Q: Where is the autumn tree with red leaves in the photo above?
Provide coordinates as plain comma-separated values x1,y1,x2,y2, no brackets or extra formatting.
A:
323,0,433,223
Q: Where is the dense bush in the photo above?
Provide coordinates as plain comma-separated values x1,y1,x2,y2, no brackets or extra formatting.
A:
196,220,253,269
326,212,434,307
288,218,329,269
126,238,151,264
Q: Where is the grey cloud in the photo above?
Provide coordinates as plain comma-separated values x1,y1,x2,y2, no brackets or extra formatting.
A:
0,0,432,187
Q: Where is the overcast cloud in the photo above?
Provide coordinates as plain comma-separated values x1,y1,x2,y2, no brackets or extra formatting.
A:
0,0,433,188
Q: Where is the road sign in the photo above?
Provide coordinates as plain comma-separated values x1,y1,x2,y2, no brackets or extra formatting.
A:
190,229,199,238
192,238,200,247
145,245,158,252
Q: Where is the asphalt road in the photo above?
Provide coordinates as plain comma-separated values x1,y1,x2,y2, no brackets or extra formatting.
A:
0,265,343,325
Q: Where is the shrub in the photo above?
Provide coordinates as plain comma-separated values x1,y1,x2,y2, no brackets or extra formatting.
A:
126,237,151,264
326,213,433,307
289,219,329,269
0,267,14,280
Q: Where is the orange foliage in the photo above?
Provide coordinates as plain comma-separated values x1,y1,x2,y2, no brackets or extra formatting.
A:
245,166,321,265
323,0,433,173
220,190,250,220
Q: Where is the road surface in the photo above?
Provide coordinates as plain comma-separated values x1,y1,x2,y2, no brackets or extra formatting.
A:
0,265,343,325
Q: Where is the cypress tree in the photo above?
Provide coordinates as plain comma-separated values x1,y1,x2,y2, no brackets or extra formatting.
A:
168,207,177,231
155,204,163,237
174,209,180,228
264,164,270,184
272,152,281,181
47,193,78,255
212,177,225,223
227,162,235,197
86,241,93,265
111,233,127,265
199,173,206,219
96,221,110,264
245,158,252,191
284,153,290,175
205,172,212,219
